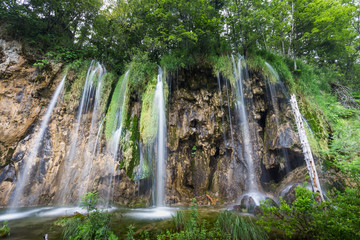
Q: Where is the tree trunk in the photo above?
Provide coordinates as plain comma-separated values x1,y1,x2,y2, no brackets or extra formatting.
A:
290,95,324,202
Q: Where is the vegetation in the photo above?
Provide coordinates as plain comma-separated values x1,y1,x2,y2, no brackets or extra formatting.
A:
63,60,92,105
2,0,359,87
56,191,118,240
0,221,10,238
104,73,129,140
139,76,158,145
258,184,360,240
124,200,268,240
2,0,360,239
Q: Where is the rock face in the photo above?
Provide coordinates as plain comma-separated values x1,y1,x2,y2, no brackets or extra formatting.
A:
164,67,305,205
0,44,307,207
166,68,246,205
0,38,63,168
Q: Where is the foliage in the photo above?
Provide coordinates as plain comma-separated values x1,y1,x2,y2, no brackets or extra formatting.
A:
0,221,10,238
217,211,268,240
127,54,157,98
33,59,50,70
258,185,360,240
258,186,320,239
100,72,117,114
0,0,102,57
57,192,118,240
79,191,99,212
125,225,135,240
212,55,235,85
172,210,186,231
125,200,268,240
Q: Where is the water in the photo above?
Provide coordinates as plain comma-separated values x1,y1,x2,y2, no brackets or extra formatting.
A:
231,55,257,190
78,62,106,198
58,61,106,204
105,71,129,205
0,206,225,240
216,73,228,146
231,55,269,210
124,207,175,220
265,62,291,173
153,67,167,207
223,72,237,170
9,76,66,209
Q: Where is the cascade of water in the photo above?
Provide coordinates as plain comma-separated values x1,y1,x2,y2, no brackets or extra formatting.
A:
9,76,66,209
231,55,268,209
153,67,167,207
265,62,291,173
224,74,236,158
216,73,228,147
58,61,105,204
105,71,129,205
78,63,106,198
231,55,257,190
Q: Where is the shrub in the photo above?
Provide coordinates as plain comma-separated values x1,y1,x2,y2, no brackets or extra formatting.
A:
56,192,118,240
127,54,157,98
0,221,10,238
257,185,360,240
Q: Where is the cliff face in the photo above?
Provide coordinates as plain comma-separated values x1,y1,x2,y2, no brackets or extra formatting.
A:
164,67,305,205
0,40,307,207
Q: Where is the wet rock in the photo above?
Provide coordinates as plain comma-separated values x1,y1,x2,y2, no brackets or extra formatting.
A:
11,151,25,162
0,164,16,183
240,195,257,213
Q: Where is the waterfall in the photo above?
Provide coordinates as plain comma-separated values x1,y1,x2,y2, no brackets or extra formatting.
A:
105,71,129,205
231,55,257,190
265,62,291,173
58,61,105,204
231,55,267,209
216,73,228,149
153,67,167,207
9,75,66,209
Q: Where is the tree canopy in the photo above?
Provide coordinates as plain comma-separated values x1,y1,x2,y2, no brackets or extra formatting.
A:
1,0,360,85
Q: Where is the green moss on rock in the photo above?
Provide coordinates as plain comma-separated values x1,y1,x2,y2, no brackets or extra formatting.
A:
104,73,129,140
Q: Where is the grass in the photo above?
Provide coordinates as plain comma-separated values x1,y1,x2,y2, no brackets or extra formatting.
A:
217,211,269,240
212,55,235,85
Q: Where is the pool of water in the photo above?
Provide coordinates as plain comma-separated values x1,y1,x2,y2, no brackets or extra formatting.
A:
0,206,226,239
0,206,181,239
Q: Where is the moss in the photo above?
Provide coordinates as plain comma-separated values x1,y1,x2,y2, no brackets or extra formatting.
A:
104,73,129,140
63,60,91,106
99,72,117,114
128,117,140,178
119,116,141,179
139,75,158,145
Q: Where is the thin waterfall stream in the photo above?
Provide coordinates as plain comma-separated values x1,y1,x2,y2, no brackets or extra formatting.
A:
265,62,291,174
58,61,106,204
153,67,167,207
231,55,267,208
105,70,129,205
9,76,66,209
